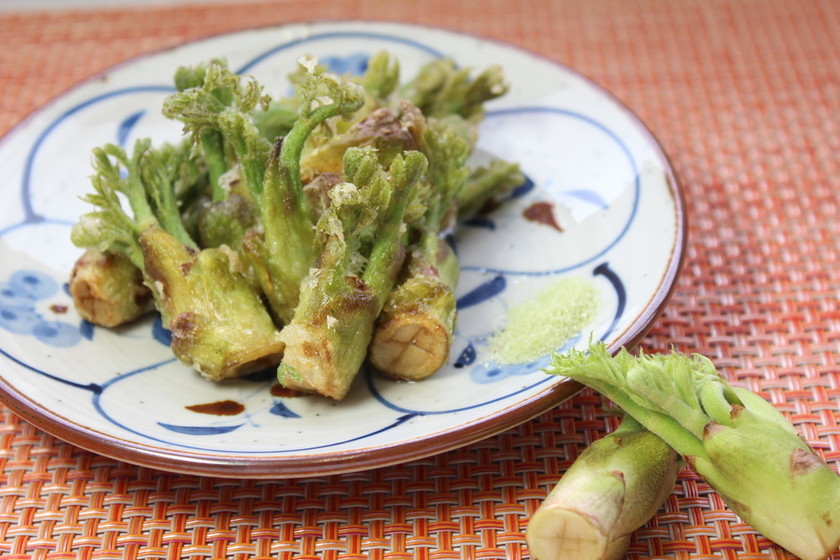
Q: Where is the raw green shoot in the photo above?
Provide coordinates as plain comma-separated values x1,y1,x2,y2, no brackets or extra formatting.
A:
526,415,682,560
546,342,840,560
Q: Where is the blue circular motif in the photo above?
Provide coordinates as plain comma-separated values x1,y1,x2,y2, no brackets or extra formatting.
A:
10,270,58,300
0,306,42,335
0,282,33,310
32,320,82,347
0,270,77,342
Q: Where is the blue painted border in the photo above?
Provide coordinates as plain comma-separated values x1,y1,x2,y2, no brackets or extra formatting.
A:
462,106,640,276
20,86,175,223
91,360,420,453
366,261,628,415
234,31,445,74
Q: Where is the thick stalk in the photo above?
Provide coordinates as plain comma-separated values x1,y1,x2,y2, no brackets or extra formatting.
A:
277,150,425,399
368,241,459,380
68,248,154,327
140,225,283,380
527,416,681,560
200,129,228,202
368,116,466,380
259,96,365,323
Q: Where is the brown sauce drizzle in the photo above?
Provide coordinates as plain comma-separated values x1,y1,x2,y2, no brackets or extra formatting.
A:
523,201,563,232
186,400,245,416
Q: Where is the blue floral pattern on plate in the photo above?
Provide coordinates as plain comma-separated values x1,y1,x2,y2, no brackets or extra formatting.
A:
0,270,81,347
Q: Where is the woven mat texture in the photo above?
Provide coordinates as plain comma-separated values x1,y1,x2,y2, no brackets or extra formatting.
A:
1,1,838,558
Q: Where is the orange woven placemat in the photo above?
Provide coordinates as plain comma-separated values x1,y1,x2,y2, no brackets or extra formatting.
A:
1,1,838,558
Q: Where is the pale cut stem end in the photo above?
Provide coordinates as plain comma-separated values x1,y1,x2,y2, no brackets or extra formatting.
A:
527,507,627,560
370,313,451,380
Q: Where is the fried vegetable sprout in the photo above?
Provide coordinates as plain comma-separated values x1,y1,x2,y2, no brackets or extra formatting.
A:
69,52,523,397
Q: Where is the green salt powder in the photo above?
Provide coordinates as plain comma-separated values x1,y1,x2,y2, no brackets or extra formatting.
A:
489,276,600,365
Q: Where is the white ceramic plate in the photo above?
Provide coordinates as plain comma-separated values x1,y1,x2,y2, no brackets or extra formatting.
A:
0,21,685,477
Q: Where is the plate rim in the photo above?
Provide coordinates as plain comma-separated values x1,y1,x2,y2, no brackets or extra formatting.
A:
0,19,687,478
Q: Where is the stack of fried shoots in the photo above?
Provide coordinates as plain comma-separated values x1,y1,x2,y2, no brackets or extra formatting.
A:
69,52,523,398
